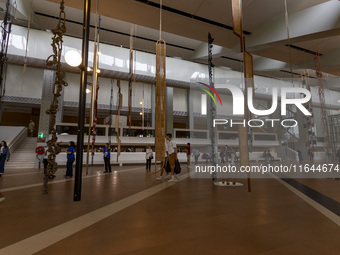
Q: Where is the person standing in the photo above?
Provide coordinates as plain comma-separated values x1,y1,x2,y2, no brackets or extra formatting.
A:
145,145,153,171
230,147,236,165
166,133,179,182
220,147,225,163
186,143,191,166
28,119,35,137
0,141,10,177
65,141,75,178
103,143,112,173
193,148,200,164
297,150,304,163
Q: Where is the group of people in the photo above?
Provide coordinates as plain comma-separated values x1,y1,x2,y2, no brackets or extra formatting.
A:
43,141,113,177
146,133,180,182
220,146,236,165
263,150,274,162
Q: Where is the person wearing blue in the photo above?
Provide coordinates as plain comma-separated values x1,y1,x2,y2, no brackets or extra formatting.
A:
65,141,75,178
0,141,10,177
103,143,112,173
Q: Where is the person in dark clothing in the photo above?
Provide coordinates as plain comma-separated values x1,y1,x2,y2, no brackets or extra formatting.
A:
145,145,153,171
65,141,75,178
0,141,10,177
103,143,112,173
297,150,304,163
186,143,191,166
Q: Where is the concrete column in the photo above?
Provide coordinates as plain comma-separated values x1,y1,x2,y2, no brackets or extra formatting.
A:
56,88,64,123
38,70,55,141
36,70,55,168
166,86,174,135
187,89,194,130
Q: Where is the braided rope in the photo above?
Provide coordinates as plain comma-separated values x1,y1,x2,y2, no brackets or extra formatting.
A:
43,0,68,194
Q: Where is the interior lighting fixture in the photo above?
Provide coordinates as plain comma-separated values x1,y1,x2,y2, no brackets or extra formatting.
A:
65,50,82,67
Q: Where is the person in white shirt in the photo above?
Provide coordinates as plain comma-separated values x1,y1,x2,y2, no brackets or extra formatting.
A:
166,133,179,182
145,145,153,171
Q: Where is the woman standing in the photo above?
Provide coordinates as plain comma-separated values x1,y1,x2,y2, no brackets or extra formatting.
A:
0,141,10,177
65,141,75,178
145,145,153,171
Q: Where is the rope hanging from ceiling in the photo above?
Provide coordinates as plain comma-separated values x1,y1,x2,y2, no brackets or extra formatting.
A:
231,0,251,191
108,79,114,146
146,0,166,185
127,25,135,133
44,0,67,194
116,80,122,161
0,0,13,99
85,10,101,174
314,54,331,154
284,0,294,80
91,83,99,164
21,0,33,93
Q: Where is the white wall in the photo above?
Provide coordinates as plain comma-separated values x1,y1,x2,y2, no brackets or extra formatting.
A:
173,88,187,112
5,65,43,98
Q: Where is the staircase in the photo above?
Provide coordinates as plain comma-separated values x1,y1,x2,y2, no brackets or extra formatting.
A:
6,137,37,169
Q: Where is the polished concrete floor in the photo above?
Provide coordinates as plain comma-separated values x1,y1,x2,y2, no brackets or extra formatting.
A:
0,163,339,255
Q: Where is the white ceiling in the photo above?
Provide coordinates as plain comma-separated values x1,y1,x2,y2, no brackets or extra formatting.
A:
4,0,340,78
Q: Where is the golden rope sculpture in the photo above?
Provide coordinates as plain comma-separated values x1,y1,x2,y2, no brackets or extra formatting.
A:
127,26,134,132
231,0,252,192
116,80,122,161
43,0,67,194
145,39,166,186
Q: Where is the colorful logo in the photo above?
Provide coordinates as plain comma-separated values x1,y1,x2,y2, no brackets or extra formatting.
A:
197,82,222,107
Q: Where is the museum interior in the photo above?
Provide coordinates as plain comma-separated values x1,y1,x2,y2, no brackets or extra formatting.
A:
0,0,339,254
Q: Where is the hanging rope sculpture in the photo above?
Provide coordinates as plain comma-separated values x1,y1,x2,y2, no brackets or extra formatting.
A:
86,14,101,173
127,25,134,133
207,33,219,181
0,0,12,100
145,0,166,185
91,83,99,164
44,0,67,194
21,0,33,93
301,73,316,158
108,79,114,146
231,0,251,191
116,80,122,161
314,54,331,154
145,39,166,186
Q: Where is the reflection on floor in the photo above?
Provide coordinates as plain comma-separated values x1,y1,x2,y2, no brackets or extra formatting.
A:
0,163,339,255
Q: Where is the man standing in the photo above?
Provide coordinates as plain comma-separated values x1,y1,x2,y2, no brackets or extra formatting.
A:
186,143,191,166
28,119,35,137
103,143,112,173
166,133,179,182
